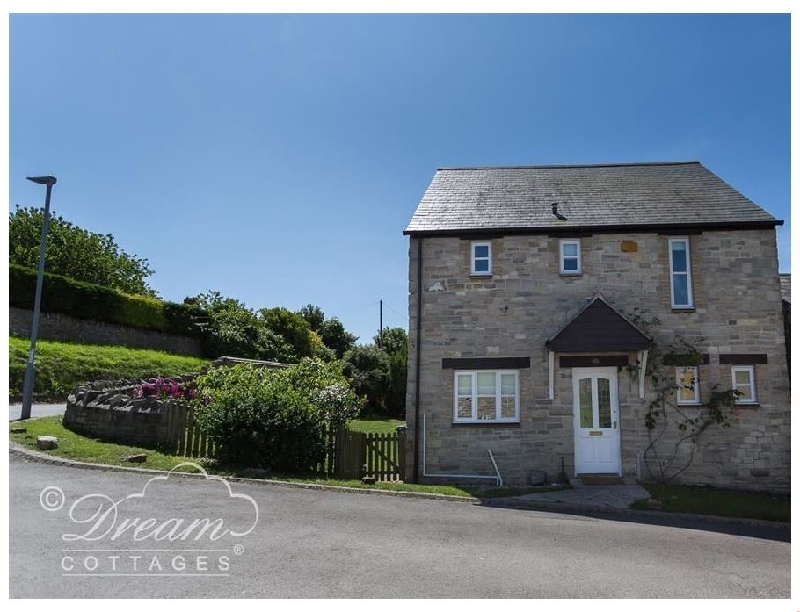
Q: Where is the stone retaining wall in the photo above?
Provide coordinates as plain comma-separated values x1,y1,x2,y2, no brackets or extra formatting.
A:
62,358,288,449
63,377,193,448
10,306,203,357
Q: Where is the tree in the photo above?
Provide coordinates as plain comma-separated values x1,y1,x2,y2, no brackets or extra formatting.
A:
319,318,358,358
342,345,391,415
299,304,325,331
375,327,408,356
260,307,316,360
297,304,358,358
9,206,156,296
190,292,295,362
374,327,408,418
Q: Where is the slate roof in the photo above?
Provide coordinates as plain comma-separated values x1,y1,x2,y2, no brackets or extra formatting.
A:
780,273,790,303
405,162,781,235
546,296,651,353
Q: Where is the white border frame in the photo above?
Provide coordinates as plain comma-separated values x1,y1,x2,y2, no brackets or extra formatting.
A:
731,365,757,404
453,370,520,423
470,240,492,276
675,365,701,405
668,236,694,308
559,238,582,275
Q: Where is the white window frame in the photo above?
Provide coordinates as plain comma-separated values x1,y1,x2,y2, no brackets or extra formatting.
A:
470,241,492,276
668,237,694,308
731,365,757,405
453,370,520,423
559,239,582,275
675,366,701,405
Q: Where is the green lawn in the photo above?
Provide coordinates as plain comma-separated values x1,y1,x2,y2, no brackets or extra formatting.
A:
9,336,209,401
9,415,209,473
10,416,560,500
348,416,405,434
633,481,790,522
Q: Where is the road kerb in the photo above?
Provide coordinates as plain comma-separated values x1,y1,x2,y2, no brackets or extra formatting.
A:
9,441,790,528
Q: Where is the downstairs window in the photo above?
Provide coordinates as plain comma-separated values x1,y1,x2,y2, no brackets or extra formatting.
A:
454,370,520,423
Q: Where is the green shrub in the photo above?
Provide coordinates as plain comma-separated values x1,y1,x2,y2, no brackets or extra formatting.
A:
9,264,202,336
193,359,364,472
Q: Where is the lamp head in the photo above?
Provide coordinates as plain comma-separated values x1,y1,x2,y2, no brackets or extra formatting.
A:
26,176,57,186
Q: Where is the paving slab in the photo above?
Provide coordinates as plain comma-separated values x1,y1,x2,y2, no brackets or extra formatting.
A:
512,482,651,509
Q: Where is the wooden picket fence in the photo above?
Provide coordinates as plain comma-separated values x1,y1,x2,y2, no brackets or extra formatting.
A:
164,403,215,458
333,428,406,482
161,403,404,481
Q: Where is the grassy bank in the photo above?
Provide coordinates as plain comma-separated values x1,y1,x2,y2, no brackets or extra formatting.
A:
9,336,209,401
632,481,790,522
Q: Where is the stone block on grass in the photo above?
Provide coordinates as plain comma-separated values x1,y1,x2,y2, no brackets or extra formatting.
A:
37,436,59,450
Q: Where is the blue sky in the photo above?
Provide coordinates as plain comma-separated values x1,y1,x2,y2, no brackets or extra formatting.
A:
9,14,791,345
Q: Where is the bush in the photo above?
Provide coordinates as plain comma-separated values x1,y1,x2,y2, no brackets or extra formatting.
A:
9,264,203,336
193,359,363,472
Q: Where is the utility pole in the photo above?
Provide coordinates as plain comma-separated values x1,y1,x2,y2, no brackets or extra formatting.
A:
379,299,383,346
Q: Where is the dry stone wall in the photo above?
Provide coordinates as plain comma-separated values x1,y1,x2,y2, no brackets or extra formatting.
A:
63,376,195,448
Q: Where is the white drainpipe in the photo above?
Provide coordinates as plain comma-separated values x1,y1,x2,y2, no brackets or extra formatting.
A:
421,413,503,486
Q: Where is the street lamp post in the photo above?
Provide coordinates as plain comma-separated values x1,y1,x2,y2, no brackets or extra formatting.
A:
19,175,58,421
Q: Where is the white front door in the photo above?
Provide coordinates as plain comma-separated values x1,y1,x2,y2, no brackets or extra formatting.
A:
572,367,621,475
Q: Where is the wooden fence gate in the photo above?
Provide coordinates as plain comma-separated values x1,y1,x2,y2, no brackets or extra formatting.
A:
164,403,216,459
161,405,402,479
334,428,405,481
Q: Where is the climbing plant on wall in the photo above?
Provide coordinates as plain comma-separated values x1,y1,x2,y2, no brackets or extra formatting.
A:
626,309,740,483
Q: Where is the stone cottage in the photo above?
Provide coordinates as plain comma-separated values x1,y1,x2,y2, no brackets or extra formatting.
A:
403,161,789,491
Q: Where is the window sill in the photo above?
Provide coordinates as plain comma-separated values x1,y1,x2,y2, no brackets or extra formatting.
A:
452,421,520,428
677,401,702,407
469,274,492,279
671,307,695,313
735,402,760,409
559,272,582,278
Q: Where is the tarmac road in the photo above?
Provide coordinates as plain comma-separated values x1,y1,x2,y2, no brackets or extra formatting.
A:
9,403,67,421
8,454,790,598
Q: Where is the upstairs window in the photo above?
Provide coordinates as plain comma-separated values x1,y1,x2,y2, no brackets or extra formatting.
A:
675,366,700,405
559,239,582,275
731,366,757,405
470,241,492,276
669,237,694,308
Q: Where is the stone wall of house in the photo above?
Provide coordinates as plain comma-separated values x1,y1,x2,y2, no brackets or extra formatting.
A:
405,229,790,491
9,306,203,357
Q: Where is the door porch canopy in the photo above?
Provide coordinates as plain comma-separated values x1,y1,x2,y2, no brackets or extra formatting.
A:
545,296,651,399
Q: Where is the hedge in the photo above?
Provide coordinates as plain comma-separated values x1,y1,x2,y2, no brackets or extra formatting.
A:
9,264,204,336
